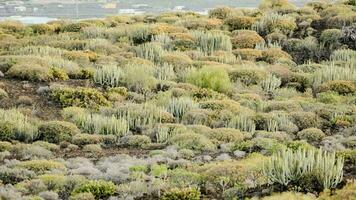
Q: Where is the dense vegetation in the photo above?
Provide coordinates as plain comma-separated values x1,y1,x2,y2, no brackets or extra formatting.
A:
0,0,355,199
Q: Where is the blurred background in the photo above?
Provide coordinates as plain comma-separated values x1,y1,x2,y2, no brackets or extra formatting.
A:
0,0,313,23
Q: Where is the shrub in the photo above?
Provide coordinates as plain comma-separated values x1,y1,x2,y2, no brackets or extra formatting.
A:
231,30,264,49
319,182,356,200
320,29,342,49
233,48,262,61
229,66,267,85
318,80,356,95
169,133,216,152
187,66,232,93
253,12,296,36
6,63,67,82
72,180,116,199
291,112,320,130
208,7,235,19
224,16,256,31
166,97,198,120
69,192,96,200
120,135,151,148
207,128,244,144
261,48,292,64
72,134,102,146
200,99,240,113
162,187,201,200
38,174,66,191
261,75,282,93
51,86,109,109
263,148,344,191
297,128,325,143
262,192,316,200
16,160,66,174
0,166,36,184
38,121,80,144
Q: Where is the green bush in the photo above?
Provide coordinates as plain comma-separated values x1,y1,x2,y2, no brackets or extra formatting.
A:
232,48,262,61
162,187,201,200
187,66,232,93
72,180,116,200
297,128,325,143
229,66,268,86
224,16,256,31
261,48,292,64
120,135,151,148
0,88,8,100
318,80,356,95
72,133,102,146
170,133,216,152
38,121,80,144
51,86,109,109
69,192,96,200
6,63,68,82
16,160,66,174
291,112,320,130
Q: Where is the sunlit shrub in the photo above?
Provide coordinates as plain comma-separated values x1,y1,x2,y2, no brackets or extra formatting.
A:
170,133,216,151
38,121,80,144
209,6,236,19
261,48,292,64
297,128,325,143
72,133,102,146
120,135,151,148
231,30,264,49
253,12,296,36
318,80,356,95
16,160,66,174
224,16,256,31
233,48,262,61
72,180,116,199
51,85,109,108
162,187,201,200
291,111,320,130
187,66,232,93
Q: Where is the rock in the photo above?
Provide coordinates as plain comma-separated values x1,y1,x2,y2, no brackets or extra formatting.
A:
219,143,232,153
233,150,246,158
0,71,4,77
202,155,212,162
215,153,231,161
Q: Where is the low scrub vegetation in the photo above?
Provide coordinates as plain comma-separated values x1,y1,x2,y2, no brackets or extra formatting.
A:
0,0,355,199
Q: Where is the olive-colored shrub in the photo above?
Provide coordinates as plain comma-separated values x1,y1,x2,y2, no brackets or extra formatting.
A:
72,180,116,199
224,16,256,31
69,192,96,200
297,128,326,143
261,48,292,64
38,121,80,144
233,48,262,61
169,133,216,152
291,112,320,130
208,7,236,20
229,66,267,85
51,86,109,108
120,135,151,148
71,134,102,146
16,160,66,174
231,30,264,49
318,80,356,95
162,187,201,200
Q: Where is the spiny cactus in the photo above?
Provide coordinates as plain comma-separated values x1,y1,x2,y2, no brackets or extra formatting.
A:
227,115,256,133
192,31,232,55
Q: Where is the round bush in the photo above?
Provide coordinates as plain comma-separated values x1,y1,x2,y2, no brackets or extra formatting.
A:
72,180,116,199
120,135,151,148
318,80,356,95
162,187,201,200
297,128,326,143
231,30,264,49
38,121,80,144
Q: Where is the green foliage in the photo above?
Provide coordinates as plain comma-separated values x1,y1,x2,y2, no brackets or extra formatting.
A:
166,97,198,120
187,66,232,93
231,30,264,49
51,85,110,109
162,187,201,200
297,128,325,143
72,180,116,199
16,160,66,174
135,42,165,63
261,75,282,93
170,133,216,151
38,121,80,144
318,80,356,95
263,148,344,191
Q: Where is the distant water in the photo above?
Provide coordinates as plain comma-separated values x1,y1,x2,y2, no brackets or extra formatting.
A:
0,16,57,24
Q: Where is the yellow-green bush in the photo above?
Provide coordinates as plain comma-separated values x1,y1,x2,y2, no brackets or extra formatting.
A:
261,48,292,64
16,160,66,174
318,80,356,95
169,133,216,152
162,187,201,200
72,180,116,199
297,128,325,143
187,66,232,93
51,86,110,109
38,121,80,144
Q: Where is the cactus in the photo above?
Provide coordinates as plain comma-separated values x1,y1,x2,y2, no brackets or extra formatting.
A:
192,31,232,55
263,148,344,190
227,115,256,133
93,64,123,87
166,97,199,121
261,74,281,93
